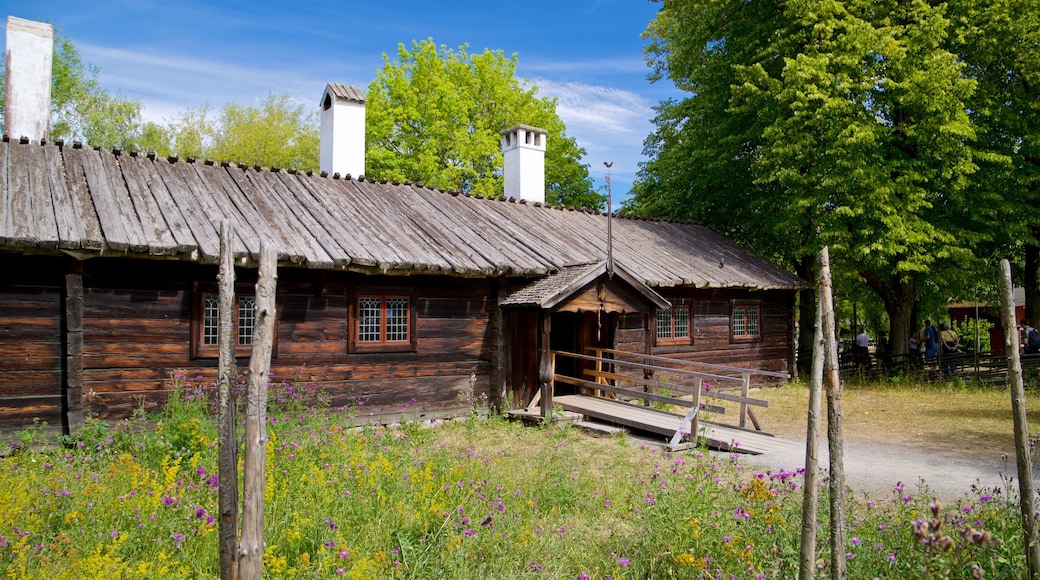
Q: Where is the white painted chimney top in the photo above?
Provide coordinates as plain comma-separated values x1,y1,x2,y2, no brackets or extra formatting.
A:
501,125,546,204
319,83,365,178
4,17,53,142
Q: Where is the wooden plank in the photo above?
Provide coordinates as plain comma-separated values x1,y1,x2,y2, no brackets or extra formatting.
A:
5,141,37,246
71,147,131,252
230,166,312,264
118,154,181,254
555,374,726,414
98,150,151,252
582,369,766,407
153,158,220,261
192,162,263,257
293,176,393,268
553,394,777,454
58,144,105,250
272,171,357,266
27,142,59,247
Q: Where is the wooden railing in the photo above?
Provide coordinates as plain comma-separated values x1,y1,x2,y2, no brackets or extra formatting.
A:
542,348,788,446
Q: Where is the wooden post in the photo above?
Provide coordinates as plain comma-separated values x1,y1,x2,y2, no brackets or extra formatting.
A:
238,244,277,579
216,221,239,580
999,259,1040,579
739,372,750,428
821,247,846,580
64,265,85,433
799,253,825,580
539,314,553,419
691,377,703,442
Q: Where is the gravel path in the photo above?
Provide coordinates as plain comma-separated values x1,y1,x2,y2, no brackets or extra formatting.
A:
732,433,1025,501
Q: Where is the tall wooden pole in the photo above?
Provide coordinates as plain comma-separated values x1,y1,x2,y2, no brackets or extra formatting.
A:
999,259,1040,579
238,244,277,579
799,250,826,580
217,220,238,580
821,247,846,579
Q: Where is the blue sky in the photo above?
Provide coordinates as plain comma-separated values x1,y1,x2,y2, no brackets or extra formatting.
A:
2,0,681,199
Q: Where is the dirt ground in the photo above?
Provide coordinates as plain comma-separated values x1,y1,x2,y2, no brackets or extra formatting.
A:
719,382,1040,501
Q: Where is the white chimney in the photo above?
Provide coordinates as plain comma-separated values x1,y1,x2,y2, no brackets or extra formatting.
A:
501,125,546,204
319,83,365,178
4,17,53,142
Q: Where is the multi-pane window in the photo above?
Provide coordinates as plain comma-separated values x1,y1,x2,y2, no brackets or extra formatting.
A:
357,295,411,345
656,305,690,341
197,293,258,356
731,302,761,341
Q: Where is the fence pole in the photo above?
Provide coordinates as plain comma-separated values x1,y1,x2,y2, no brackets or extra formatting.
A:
820,247,847,579
217,221,238,580
999,259,1040,579
799,256,826,580
237,244,277,579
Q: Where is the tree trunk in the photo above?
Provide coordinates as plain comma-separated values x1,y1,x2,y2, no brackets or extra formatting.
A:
799,249,827,580
823,249,846,580
861,271,915,359
795,255,817,378
238,244,277,580
217,221,238,580
1026,237,1039,326
999,259,1040,579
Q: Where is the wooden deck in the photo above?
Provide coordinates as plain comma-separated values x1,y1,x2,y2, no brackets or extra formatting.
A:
552,394,787,455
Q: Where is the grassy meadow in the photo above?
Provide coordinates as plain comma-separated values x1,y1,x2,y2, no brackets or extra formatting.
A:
0,373,1030,579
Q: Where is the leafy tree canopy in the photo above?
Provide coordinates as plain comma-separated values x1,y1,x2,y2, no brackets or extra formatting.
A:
366,38,601,210
629,0,1010,356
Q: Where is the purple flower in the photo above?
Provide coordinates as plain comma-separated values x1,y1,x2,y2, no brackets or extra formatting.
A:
172,533,186,548
462,529,476,536
162,496,175,506
618,557,630,566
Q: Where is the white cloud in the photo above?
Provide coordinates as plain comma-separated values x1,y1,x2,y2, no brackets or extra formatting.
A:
529,78,653,136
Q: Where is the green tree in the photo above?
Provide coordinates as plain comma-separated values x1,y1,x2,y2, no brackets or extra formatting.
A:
159,95,319,171
0,33,146,150
631,0,987,360
948,0,1040,324
366,38,600,210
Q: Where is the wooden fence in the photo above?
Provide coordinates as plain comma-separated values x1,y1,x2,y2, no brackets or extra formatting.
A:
541,348,789,446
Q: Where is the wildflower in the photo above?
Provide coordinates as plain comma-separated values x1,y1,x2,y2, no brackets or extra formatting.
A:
462,529,476,536
339,551,350,559
618,557,630,566
163,496,175,506
336,568,345,575
172,533,186,549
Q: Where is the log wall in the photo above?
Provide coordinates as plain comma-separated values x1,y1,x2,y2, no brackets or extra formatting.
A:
1,255,495,430
0,257,66,431
616,288,796,380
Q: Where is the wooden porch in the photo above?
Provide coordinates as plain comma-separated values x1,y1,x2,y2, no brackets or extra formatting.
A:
515,348,791,453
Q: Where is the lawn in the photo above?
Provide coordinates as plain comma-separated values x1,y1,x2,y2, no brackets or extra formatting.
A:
0,374,1030,579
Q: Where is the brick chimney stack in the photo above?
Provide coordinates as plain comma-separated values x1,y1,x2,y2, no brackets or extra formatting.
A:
3,17,53,142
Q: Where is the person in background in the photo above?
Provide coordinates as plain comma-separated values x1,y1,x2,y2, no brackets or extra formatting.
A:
940,322,959,378
1023,320,1040,355
909,329,921,368
855,328,871,369
923,319,939,362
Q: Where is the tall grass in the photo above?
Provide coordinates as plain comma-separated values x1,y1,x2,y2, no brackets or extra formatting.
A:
0,372,1028,578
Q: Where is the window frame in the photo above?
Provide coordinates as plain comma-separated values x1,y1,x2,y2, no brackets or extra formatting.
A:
655,302,692,346
192,284,276,359
730,300,762,343
349,289,417,353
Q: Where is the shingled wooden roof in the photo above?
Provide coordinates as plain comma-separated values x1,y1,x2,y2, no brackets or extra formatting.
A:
0,139,806,290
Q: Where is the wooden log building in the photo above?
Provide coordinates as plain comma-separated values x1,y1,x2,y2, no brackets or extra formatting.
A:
0,23,806,434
